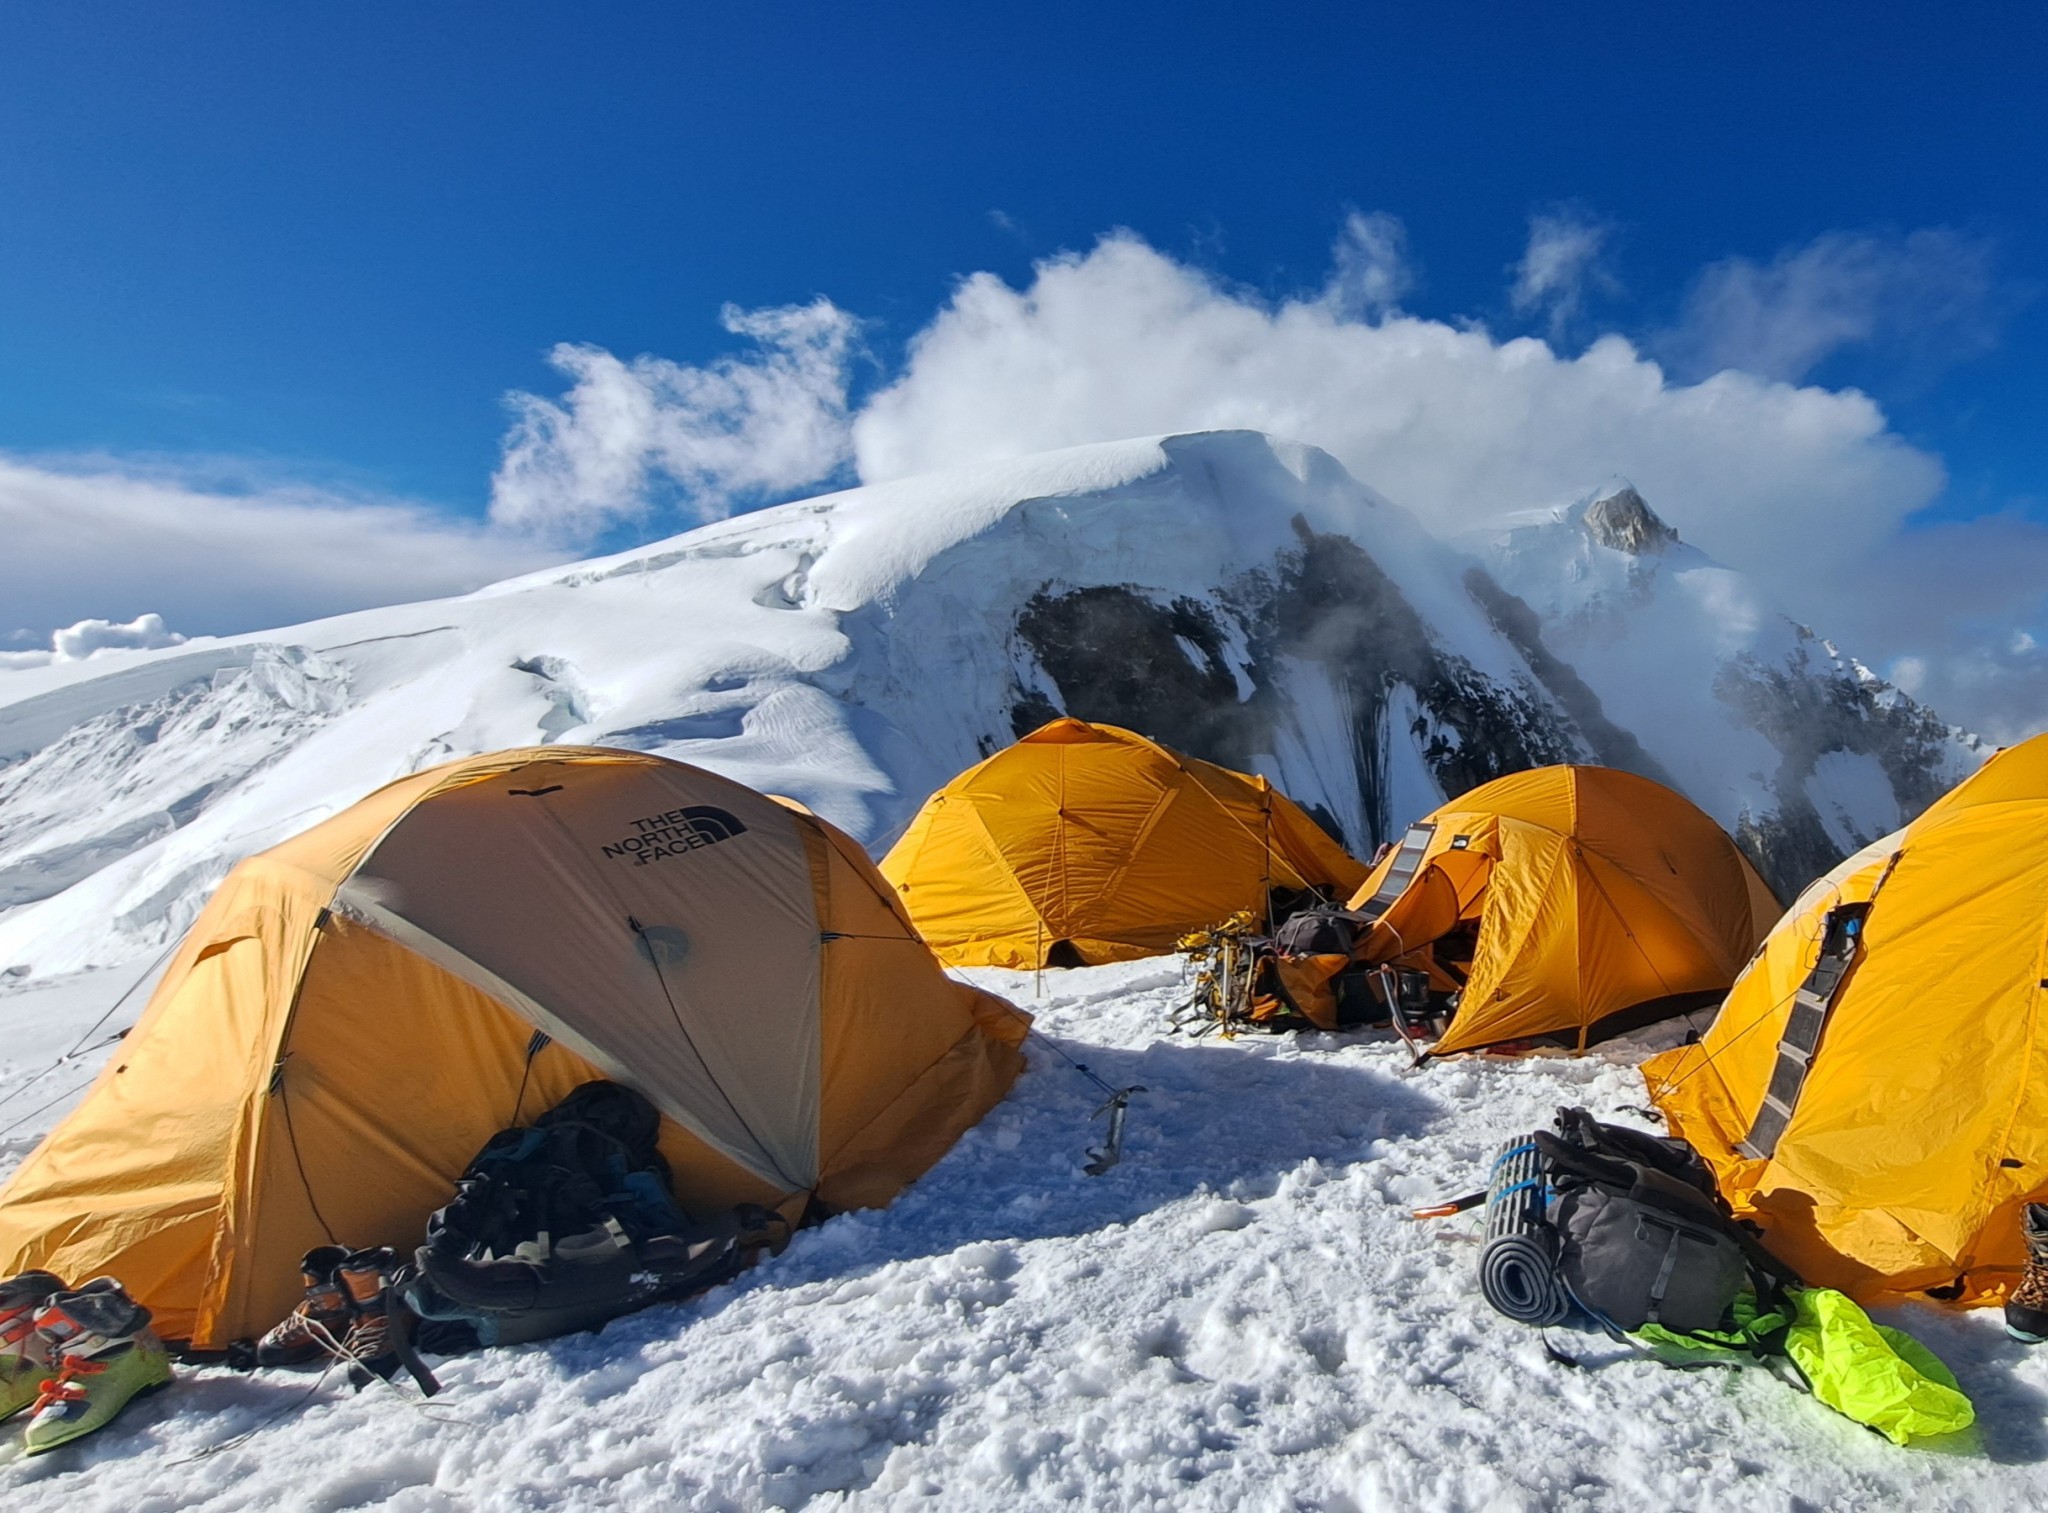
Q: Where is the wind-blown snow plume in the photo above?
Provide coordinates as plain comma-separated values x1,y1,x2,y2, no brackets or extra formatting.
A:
489,299,860,543
1659,227,2006,383
1323,210,1415,319
844,228,2043,737
1509,209,1616,339
852,231,1938,574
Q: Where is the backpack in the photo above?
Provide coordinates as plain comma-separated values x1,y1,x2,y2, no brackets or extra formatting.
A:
1273,907,1372,958
407,1081,783,1348
1484,1108,1797,1339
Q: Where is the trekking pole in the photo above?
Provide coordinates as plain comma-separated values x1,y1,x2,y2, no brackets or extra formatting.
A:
1381,966,1429,1068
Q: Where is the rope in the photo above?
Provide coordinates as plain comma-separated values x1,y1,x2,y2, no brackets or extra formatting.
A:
0,940,177,1118
301,1316,470,1425
1641,852,1902,1105
631,916,805,1193
0,1062,119,1139
166,1365,340,1465
276,1063,340,1246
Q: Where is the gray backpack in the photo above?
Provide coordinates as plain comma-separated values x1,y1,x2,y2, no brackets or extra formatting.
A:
1533,1109,1795,1336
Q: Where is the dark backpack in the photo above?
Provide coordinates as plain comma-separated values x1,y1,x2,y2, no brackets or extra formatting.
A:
1532,1108,1796,1336
408,1081,781,1347
424,1080,686,1259
1273,907,1371,958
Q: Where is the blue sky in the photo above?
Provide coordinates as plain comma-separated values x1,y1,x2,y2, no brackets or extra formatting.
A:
5,3,2048,725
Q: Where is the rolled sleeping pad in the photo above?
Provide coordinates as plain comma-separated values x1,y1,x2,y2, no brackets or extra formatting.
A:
1478,1136,1569,1326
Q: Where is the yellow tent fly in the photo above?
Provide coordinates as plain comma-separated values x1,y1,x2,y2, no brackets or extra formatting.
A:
1647,734,2048,1306
1348,766,1781,1057
0,748,1026,1349
880,718,1366,969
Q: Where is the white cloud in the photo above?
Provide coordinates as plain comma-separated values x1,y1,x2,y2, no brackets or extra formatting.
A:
3,612,190,671
53,612,187,661
1509,211,1616,338
1660,228,2005,382
853,231,1940,576
489,299,860,544
1323,211,1414,319
0,456,562,646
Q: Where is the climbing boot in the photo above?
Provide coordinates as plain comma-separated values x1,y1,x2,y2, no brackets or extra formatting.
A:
1,1271,66,1421
254,1244,354,1368
336,1248,439,1396
2006,1202,2048,1344
22,1278,173,1454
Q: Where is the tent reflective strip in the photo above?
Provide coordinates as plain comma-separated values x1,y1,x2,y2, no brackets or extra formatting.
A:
1739,903,1870,1160
1364,823,1437,914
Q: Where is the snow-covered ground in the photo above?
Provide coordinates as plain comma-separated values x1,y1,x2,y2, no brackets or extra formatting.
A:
4,960,2044,1512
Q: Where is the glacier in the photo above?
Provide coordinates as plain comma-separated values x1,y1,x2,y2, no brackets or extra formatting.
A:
0,430,1981,985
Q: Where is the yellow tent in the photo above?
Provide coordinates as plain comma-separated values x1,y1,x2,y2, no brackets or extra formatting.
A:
1647,735,2048,1306
1348,766,1781,1057
0,748,1026,1349
880,718,1366,969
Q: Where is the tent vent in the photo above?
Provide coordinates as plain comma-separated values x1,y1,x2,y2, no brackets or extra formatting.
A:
1739,903,1870,1160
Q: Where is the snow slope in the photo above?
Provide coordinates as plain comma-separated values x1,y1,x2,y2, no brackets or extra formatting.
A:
3,963,2045,1512
0,433,2039,1508
1467,482,1982,891
0,431,1977,995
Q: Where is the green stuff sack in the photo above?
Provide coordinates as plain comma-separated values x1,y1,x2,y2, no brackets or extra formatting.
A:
1783,1288,1974,1446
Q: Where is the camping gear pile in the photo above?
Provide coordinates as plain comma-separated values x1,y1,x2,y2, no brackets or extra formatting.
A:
405,1081,785,1350
1179,765,1779,1056
1453,1109,1976,1446
1172,910,1416,1036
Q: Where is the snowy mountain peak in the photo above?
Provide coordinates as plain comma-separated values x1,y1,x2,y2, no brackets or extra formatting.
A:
0,432,1984,980
1580,484,1679,556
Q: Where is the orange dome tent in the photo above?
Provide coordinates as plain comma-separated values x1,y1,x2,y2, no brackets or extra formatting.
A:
1647,735,2048,1306
0,749,1026,1349
1347,766,1781,1058
880,718,1366,969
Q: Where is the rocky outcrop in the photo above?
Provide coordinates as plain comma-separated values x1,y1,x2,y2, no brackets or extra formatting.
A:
1583,486,1679,555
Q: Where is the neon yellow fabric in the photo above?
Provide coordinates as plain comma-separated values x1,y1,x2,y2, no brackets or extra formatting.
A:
1647,733,2048,1305
1347,767,1779,1055
881,718,1366,968
1634,1287,1973,1445
1783,1288,1974,1445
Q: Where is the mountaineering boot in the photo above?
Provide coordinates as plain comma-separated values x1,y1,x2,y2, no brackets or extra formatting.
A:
254,1244,354,1367
336,1248,439,1396
2006,1202,2048,1344
1,1271,67,1421
22,1278,173,1454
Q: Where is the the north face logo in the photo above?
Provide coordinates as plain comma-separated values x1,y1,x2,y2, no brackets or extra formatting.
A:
601,805,748,866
